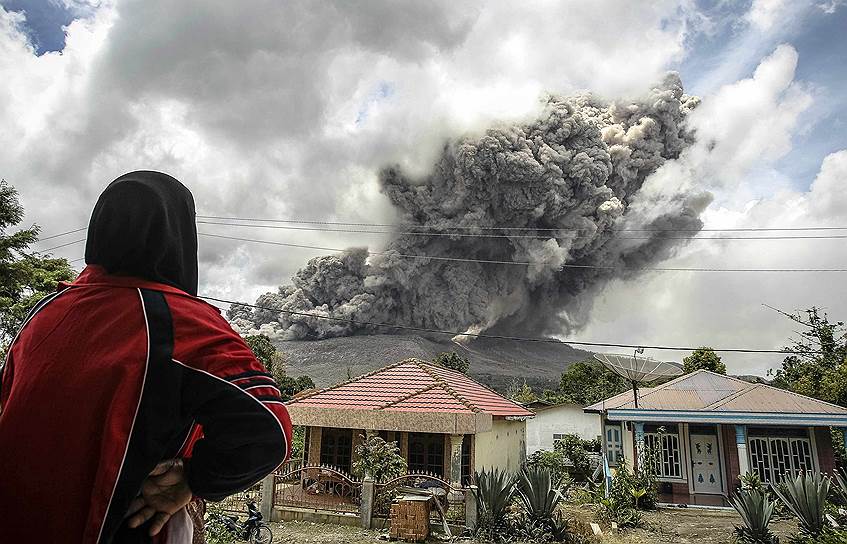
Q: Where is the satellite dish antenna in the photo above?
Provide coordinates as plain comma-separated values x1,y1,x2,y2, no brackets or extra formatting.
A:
593,349,682,408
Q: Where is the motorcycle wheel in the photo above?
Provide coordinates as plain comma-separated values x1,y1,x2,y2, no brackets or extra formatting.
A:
249,524,273,544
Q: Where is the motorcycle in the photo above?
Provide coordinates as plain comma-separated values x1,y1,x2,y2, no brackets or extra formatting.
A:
205,500,273,544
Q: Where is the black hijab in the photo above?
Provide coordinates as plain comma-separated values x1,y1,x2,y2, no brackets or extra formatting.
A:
85,171,198,296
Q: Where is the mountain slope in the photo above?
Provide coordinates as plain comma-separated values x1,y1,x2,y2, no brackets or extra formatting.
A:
274,334,592,393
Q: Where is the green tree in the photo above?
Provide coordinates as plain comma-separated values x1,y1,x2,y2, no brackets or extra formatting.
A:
243,333,314,401
433,351,470,373
352,434,407,481
682,347,726,374
1,181,75,355
770,306,847,407
508,379,537,404
554,360,629,406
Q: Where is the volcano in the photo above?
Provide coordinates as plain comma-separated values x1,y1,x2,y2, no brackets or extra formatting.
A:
274,334,592,394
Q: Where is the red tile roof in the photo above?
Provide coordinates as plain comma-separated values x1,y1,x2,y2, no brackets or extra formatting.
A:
288,358,534,418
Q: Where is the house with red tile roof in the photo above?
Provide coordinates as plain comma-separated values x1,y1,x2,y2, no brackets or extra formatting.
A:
285,358,534,485
584,370,847,506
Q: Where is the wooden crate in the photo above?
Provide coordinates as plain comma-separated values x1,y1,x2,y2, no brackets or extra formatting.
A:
388,496,431,542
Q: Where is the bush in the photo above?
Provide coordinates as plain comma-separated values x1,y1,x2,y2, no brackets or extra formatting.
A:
549,434,600,481
472,468,516,541
352,435,406,482
525,449,572,487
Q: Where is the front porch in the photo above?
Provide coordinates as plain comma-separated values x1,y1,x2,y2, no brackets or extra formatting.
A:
602,419,839,505
302,426,475,486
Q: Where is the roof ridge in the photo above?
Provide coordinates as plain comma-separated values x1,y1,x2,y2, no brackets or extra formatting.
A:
423,361,532,414
415,361,480,413
286,359,413,404
700,382,759,410
377,383,440,410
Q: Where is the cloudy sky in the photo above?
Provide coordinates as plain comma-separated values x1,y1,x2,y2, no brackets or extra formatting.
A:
2,0,846,375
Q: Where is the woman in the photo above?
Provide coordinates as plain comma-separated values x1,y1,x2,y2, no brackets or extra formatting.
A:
0,171,292,543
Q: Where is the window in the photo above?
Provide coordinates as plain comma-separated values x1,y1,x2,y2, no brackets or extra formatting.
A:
320,428,353,473
605,424,623,466
408,433,445,477
749,434,814,483
461,435,473,486
643,431,682,480
552,433,566,447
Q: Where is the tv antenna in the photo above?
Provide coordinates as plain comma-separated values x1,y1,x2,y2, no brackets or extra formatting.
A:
593,348,682,408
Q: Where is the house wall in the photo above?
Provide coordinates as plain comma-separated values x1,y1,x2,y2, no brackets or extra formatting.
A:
474,419,527,474
815,427,836,473
525,405,601,455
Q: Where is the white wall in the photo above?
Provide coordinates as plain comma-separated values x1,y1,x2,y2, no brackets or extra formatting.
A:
525,404,601,455
475,418,527,474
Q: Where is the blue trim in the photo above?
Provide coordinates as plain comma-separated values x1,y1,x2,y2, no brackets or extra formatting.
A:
735,425,747,445
606,409,847,426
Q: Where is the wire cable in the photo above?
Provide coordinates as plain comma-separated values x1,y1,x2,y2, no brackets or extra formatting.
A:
196,220,847,241
35,226,87,242
196,214,847,233
39,238,87,253
198,232,847,273
199,295,811,354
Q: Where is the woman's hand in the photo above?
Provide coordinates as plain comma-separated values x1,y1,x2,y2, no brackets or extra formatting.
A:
125,459,193,536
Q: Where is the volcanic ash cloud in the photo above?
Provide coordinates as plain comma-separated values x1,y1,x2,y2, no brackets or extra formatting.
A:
235,74,709,341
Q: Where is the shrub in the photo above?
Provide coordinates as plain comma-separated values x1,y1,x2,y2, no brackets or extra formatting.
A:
553,434,601,481
772,472,831,538
730,488,780,543
525,449,572,487
352,435,407,482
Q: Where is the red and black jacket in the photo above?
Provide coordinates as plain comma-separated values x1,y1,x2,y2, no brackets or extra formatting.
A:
0,266,292,543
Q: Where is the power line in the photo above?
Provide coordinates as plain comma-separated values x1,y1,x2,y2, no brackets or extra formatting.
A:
196,214,847,233
36,227,87,242
197,220,847,241
198,232,847,273
40,238,87,253
200,295,809,355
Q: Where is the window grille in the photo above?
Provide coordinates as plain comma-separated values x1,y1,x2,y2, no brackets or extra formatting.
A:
749,435,813,483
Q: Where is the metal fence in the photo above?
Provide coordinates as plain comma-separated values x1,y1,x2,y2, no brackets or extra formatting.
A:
217,481,262,514
273,463,362,513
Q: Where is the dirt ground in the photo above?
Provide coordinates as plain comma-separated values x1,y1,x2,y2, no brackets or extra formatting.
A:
253,507,801,544
563,504,799,544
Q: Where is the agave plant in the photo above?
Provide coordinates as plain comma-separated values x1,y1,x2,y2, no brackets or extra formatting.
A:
730,488,779,544
772,471,831,537
515,466,566,520
835,470,847,502
472,468,516,529
515,467,571,542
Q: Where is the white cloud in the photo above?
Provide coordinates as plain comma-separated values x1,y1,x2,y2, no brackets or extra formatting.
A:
745,0,791,31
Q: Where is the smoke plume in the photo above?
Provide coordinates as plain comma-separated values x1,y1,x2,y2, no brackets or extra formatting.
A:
236,74,710,341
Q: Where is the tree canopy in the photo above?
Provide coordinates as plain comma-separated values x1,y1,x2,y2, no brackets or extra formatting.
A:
682,347,726,374
433,351,470,373
546,360,630,406
243,333,314,401
770,307,847,407
1,181,75,354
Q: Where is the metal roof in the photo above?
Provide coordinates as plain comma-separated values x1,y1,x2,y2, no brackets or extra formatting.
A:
584,370,847,426
288,358,534,418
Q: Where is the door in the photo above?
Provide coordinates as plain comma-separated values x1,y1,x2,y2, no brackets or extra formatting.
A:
690,433,722,494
